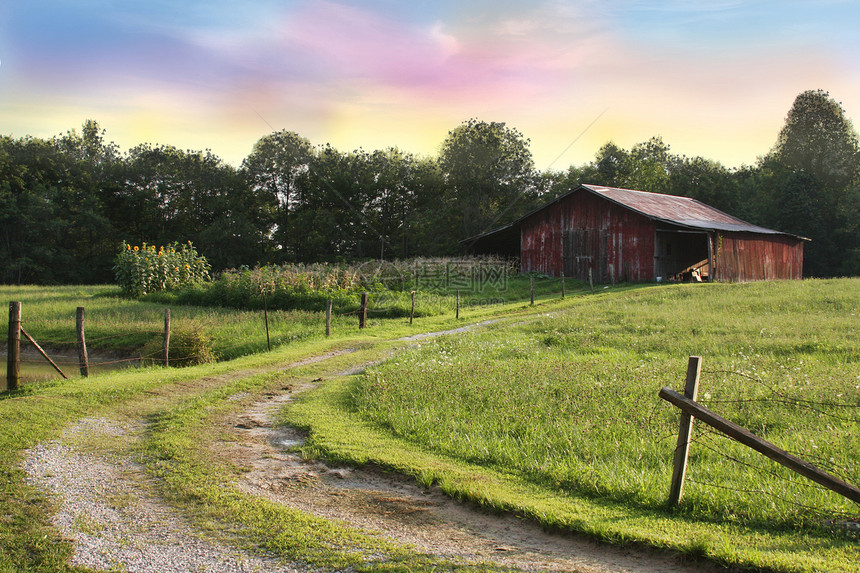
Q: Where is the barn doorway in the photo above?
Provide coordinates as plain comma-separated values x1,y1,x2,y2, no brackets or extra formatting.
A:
654,229,711,282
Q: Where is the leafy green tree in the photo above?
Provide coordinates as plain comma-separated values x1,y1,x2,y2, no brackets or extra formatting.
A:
666,155,738,213
439,119,536,240
772,89,858,189
762,89,860,276
0,136,60,283
242,131,313,261
123,144,271,270
588,137,673,193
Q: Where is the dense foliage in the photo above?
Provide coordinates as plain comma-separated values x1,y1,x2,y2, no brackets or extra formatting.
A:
2,90,858,283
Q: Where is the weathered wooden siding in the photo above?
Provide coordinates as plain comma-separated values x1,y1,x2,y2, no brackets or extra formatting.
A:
521,189,655,281
713,232,805,282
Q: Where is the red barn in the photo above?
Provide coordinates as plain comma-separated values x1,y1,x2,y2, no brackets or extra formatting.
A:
466,184,807,282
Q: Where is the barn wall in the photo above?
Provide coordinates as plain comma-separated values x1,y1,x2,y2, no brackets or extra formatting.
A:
520,190,656,281
520,204,563,275
713,232,805,281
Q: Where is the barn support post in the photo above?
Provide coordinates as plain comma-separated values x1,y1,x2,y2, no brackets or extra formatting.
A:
667,356,702,506
707,232,715,282
6,302,21,391
76,307,89,378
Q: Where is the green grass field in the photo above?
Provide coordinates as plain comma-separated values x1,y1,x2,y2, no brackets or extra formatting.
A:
351,280,860,528
283,278,860,571
1,275,581,370
2,278,858,572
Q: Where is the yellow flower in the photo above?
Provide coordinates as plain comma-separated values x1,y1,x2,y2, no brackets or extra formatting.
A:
158,251,164,256
174,267,179,272
133,246,139,251
184,264,190,269
126,244,131,250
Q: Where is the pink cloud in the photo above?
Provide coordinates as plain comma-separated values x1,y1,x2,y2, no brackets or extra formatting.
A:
275,1,566,102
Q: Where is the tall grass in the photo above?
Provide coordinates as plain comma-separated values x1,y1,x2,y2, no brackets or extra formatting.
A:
1,271,581,380
352,279,860,530
162,257,524,317
0,285,356,366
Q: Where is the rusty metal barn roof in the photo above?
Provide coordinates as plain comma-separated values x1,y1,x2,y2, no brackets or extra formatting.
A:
581,184,792,235
462,184,807,246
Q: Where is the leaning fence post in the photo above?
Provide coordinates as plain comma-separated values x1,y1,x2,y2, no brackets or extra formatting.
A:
76,307,89,378
21,327,67,379
163,308,171,367
359,292,368,329
6,302,21,391
660,385,860,505
668,356,702,506
326,299,332,337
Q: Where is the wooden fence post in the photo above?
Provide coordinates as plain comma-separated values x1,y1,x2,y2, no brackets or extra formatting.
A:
6,302,21,391
359,292,368,329
410,291,415,325
163,308,171,367
588,268,594,292
456,289,460,319
262,292,271,351
326,299,332,337
76,307,89,378
561,269,565,299
660,385,860,505
530,276,535,306
668,356,702,506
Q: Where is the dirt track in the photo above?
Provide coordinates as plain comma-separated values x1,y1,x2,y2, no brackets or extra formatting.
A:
23,323,732,572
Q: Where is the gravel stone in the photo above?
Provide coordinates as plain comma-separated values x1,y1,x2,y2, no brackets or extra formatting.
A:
23,418,304,573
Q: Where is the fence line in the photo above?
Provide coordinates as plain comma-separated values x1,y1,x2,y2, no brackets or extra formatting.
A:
6,278,580,389
660,357,860,507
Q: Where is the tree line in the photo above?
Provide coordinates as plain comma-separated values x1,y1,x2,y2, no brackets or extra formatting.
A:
1,89,858,284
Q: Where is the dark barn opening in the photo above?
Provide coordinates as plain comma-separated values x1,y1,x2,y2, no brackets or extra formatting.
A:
655,229,710,282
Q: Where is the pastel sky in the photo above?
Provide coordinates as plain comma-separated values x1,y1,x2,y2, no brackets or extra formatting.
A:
1,1,858,170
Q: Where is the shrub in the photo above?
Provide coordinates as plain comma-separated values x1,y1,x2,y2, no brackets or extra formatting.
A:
140,326,218,367
114,241,210,297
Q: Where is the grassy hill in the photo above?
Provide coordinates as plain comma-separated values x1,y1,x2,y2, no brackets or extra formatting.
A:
2,279,858,572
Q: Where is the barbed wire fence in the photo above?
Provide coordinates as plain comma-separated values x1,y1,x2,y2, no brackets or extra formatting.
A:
660,359,860,528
